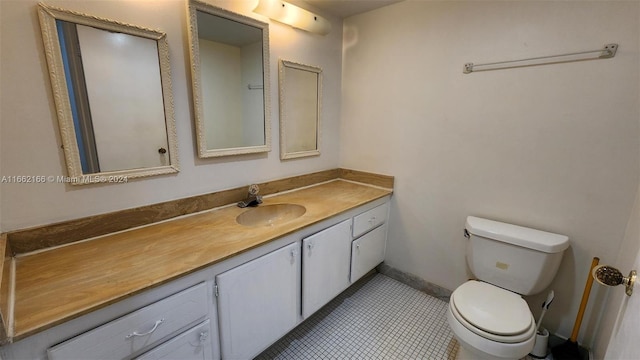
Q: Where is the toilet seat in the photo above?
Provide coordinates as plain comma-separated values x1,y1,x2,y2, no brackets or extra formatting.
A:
450,281,535,343
447,302,536,360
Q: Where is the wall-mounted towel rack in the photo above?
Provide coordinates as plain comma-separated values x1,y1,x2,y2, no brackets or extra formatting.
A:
248,84,264,90
463,43,618,74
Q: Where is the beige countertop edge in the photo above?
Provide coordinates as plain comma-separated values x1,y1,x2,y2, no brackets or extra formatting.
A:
10,180,393,342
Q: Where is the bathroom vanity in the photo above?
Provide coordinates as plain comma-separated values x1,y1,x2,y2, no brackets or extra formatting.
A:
0,179,391,360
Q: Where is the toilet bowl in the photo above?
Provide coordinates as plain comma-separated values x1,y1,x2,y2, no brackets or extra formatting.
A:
447,281,536,360
447,216,569,360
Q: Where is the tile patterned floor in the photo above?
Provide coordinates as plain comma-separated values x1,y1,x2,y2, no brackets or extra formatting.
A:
256,273,458,359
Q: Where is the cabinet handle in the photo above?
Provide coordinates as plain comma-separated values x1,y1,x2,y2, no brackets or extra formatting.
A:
356,244,360,250
125,318,165,339
199,331,209,343
289,248,297,264
307,242,314,250
369,216,377,224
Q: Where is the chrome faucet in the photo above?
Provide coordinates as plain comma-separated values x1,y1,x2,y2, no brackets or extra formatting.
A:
237,184,263,208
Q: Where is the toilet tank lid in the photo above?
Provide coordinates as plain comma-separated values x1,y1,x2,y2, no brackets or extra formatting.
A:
466,216,569,253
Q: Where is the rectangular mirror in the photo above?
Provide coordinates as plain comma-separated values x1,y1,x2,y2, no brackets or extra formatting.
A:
279,60,322,160
37,3,179,184
187,0,271,158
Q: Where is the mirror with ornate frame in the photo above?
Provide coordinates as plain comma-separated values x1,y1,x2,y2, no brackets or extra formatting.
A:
37,3,179,185
279,59,321,160
187,0,271,158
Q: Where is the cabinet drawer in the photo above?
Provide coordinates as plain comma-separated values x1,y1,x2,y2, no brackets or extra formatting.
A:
48,283,208,360
352,203,389,238
136,320,213,360
351,224,387,282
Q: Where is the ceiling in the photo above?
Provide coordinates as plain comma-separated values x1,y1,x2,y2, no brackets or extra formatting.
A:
304,0,404,18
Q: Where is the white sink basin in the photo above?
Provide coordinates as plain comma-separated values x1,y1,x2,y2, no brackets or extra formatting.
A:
236,204,306,227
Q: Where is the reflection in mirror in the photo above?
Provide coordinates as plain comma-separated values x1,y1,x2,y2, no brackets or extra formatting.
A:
38,3,178,184
279,60,321,160
187,0,271,158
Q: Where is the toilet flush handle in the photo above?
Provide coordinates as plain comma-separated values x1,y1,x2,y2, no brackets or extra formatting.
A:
463,229,470,239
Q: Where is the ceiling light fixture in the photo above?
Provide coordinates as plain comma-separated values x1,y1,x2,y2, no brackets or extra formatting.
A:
253,0,331,35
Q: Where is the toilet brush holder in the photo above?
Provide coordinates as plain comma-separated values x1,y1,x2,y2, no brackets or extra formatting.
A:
530,328,549,359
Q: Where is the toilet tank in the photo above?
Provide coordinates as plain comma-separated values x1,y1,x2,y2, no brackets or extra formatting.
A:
465,216,569,295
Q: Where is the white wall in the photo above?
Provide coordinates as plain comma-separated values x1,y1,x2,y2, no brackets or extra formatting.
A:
340,0,639,347
0,0,343,231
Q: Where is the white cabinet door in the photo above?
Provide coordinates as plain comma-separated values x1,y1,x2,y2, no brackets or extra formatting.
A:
302,220,352,318
351,224,387,282
216,242,300,360
136,320,213,360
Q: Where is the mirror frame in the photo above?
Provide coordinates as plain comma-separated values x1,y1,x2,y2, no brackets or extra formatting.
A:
37,3,179,185
187,0,271,158
279,59,322,160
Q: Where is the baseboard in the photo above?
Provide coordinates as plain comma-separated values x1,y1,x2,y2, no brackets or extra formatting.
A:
376,263,452,302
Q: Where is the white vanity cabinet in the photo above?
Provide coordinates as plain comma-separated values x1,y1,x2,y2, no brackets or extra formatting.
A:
1,196,391,360
215,242,301,360
301,220,352,318
350,203,390,282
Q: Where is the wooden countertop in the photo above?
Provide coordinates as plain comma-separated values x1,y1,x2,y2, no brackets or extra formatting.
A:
11,180,391,340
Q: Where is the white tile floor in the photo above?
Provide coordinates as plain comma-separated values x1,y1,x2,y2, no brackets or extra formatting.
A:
256,273,459,359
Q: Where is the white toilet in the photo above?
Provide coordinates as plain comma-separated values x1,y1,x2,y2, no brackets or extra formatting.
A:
447,216,569,360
